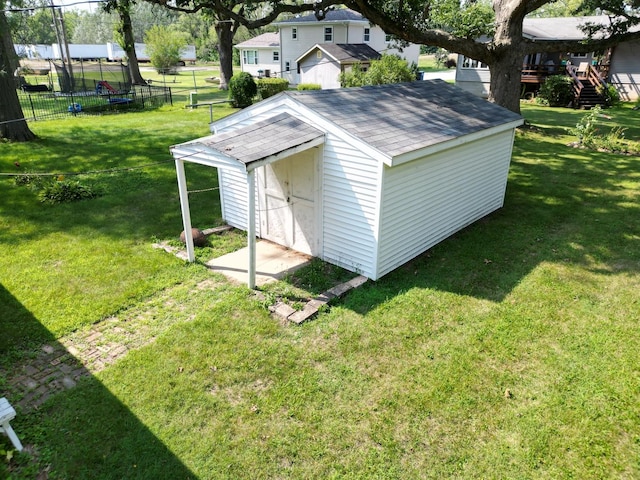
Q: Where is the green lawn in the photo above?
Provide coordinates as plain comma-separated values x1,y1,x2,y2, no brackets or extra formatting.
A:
1,102,640,478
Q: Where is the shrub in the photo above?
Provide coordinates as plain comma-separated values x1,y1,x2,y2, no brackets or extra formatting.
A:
340,54,414,88
256,78,289,99
340,63,367,87
228,72,257,108
39,179,99,204
365,54,415,85
596,83,620,107
572,105,601,146
297,83,321,91
14,171,47,190
537,75,574,107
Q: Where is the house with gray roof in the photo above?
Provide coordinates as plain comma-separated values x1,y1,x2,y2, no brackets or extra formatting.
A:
456,15,640,102
296,43,381,88
235,32,280,78
171,80,523,287
234,8,419,86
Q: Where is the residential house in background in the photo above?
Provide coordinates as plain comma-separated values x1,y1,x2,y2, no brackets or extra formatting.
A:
234,33,280,78
236,8,420,87
455,16,640,104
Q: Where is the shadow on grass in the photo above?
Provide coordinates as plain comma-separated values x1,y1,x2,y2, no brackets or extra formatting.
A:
0,283,196,479
341,134,640,313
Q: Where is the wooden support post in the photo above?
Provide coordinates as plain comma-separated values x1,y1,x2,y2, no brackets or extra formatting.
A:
175,158,195,262
247,169,257,289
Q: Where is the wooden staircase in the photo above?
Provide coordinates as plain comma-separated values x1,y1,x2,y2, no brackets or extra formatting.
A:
566,63,607,109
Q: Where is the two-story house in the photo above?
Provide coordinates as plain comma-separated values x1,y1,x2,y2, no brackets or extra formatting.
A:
235,8,420,88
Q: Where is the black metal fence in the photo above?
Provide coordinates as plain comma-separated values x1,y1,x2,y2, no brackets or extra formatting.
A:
18,85,173,122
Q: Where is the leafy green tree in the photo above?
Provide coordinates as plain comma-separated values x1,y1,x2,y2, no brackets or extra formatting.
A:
143,0,336,90
1,0,36,141
104,0,146,85
327,0,640,113
130,2,179,42
7,0,72,45
71,10,117,44
144,25,188,73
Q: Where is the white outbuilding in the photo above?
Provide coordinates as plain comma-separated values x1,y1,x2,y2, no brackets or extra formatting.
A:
170,80,523,288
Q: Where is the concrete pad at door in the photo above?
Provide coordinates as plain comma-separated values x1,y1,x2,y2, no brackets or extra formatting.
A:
205,240,311,286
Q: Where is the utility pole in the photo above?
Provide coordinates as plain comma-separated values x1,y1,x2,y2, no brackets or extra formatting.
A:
57,8,74,87
49,1,73,90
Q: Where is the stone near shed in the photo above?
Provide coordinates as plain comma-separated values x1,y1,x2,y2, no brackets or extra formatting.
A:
180,228,207,247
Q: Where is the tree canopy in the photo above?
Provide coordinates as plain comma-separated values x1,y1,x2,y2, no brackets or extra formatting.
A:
216,0,640,113
333,0,640,112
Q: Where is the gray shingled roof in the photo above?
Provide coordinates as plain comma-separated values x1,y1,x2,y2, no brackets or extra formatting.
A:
235,32,279,48
277,8,367,24
523,15,610,41
197,113,323,165
313,44,381,63
283,80,522,159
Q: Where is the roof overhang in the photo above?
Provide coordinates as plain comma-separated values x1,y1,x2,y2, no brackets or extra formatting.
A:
170,112,325,173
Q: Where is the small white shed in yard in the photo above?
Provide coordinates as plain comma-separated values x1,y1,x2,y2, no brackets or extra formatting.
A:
171,80,523,287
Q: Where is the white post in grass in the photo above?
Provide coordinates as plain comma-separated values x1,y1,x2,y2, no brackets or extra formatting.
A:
247,169,257,289
175,158,195,262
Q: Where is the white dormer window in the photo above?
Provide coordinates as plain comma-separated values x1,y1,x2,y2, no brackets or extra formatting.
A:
364,27,370,42
292,27,297,40
324,26,333,42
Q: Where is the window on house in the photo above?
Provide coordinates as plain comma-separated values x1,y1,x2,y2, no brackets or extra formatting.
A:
273,51,279,62
292,27,297,40
364,27,370,42
385,34,392,42
242,50,258,65
324,26,333,42
285,61,290,72
571,53,588,58
461,56,488,69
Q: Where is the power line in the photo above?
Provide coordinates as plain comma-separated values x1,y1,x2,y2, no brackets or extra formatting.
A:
0,159,173,178
4,1,106,12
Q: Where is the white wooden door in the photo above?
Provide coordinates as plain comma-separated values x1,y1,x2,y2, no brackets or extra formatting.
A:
259,150,317,255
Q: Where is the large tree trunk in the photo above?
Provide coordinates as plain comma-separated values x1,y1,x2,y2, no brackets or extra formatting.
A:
0,11,36,142
488,49,525,114
215,20,234,90
119,6,146,85
488,2,527,113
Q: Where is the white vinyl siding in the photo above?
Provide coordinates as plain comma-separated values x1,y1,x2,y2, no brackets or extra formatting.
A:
219,169,250,229
609,40,640,101
321,136,380,278
376,130,514,278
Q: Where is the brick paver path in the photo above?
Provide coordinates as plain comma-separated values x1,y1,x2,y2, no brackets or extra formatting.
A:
1,280,212,412
1,271,366,413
